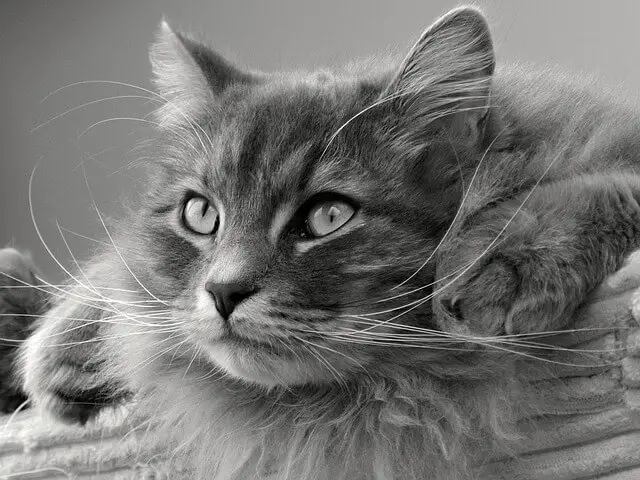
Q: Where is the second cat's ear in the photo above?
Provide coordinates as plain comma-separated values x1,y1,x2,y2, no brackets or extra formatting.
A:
149,21,255,127
384,7,495,149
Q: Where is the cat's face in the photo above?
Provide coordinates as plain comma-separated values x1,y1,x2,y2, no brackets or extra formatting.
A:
128,8,495,386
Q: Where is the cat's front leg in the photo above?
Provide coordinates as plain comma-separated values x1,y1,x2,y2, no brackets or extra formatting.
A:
436,174,640,336
20,292,130,424
4,251,133,424
0,248,46,412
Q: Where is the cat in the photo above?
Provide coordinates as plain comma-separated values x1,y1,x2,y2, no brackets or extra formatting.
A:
4,5,640,479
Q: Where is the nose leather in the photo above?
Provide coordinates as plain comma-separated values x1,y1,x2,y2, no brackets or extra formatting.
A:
205,281,255,319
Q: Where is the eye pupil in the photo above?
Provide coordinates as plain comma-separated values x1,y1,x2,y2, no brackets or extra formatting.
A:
327,206,340,223
305,198,356,238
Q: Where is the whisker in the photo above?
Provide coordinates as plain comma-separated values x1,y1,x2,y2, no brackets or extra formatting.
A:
342,258,479,319
40,79,213,156
328,336,472,352
391,125,509,292
295,334,372,384
0,271,176,336
81,164,170,307
319,89,408,160
0,270,123,314
1,468,73,479
28,328,184,349
0,284,135,292
293,336,347,388
182,345,202,379
132,333,188,373
56,217,118,309
328,333,618,368
332,329,625,355
333,316,628,357
32,273,165,311
30,166,167,327
56,224,124,250
0,398,31,435
353,147,565,330
32,94,159,133
28,161,99,298
0,311,181,346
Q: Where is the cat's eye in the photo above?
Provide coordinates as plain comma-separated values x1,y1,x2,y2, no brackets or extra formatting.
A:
182,196,219,235
306,199,355,237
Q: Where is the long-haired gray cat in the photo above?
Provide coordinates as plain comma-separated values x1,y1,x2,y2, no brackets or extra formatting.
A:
3,6,640,479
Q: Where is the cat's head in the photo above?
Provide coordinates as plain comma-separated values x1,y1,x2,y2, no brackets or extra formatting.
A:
128,7,497,387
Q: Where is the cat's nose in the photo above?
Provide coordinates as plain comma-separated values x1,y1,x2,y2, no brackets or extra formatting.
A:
204,281,256,319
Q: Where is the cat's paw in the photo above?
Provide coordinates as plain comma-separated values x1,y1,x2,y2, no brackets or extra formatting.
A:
437,251,577,336
0,248,44,413
437,255,519,336
0,247,43,307
21,298,126,425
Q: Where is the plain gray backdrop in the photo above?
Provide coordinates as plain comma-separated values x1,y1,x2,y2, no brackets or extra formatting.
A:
2,0,640,279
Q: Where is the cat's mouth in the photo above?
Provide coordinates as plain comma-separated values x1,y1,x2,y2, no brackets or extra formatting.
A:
220,331,289,356
201,332,319,387
188,304,342,386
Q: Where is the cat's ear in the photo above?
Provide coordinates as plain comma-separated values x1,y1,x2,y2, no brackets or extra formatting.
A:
384,7,495,149
149,20,254,126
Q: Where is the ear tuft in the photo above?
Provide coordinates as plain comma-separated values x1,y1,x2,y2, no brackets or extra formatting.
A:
385,6,495,148
149,19,254,128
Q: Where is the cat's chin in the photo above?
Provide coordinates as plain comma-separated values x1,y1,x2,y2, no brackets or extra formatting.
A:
203,340,322,388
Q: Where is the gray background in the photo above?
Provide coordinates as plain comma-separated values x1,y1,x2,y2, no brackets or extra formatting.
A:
2,0,640,280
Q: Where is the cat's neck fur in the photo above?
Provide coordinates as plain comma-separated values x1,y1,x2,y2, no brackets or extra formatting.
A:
116,317,523,480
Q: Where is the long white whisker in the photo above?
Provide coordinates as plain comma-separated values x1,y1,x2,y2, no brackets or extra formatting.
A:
55,222,172,315
32,95,159,132
0,398,31,435
81,164,169,307
296,334,372,383
331,328,624,355
345,257,480,319
57,224,122,249
56,218,106,302
28,161,98,296
0,283,136,292
182,345,202,379
41,79,213,156
320,90,406,160
293,336,346,388
392,125,509,291
1,468,73,479
357,148,565,330
32,328,183,349
132,333,188,373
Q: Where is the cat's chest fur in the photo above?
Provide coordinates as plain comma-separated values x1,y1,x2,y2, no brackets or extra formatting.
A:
134,358,512,480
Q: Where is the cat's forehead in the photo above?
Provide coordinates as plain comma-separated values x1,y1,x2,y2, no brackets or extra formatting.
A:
220,75,364,145
199,76,383,212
